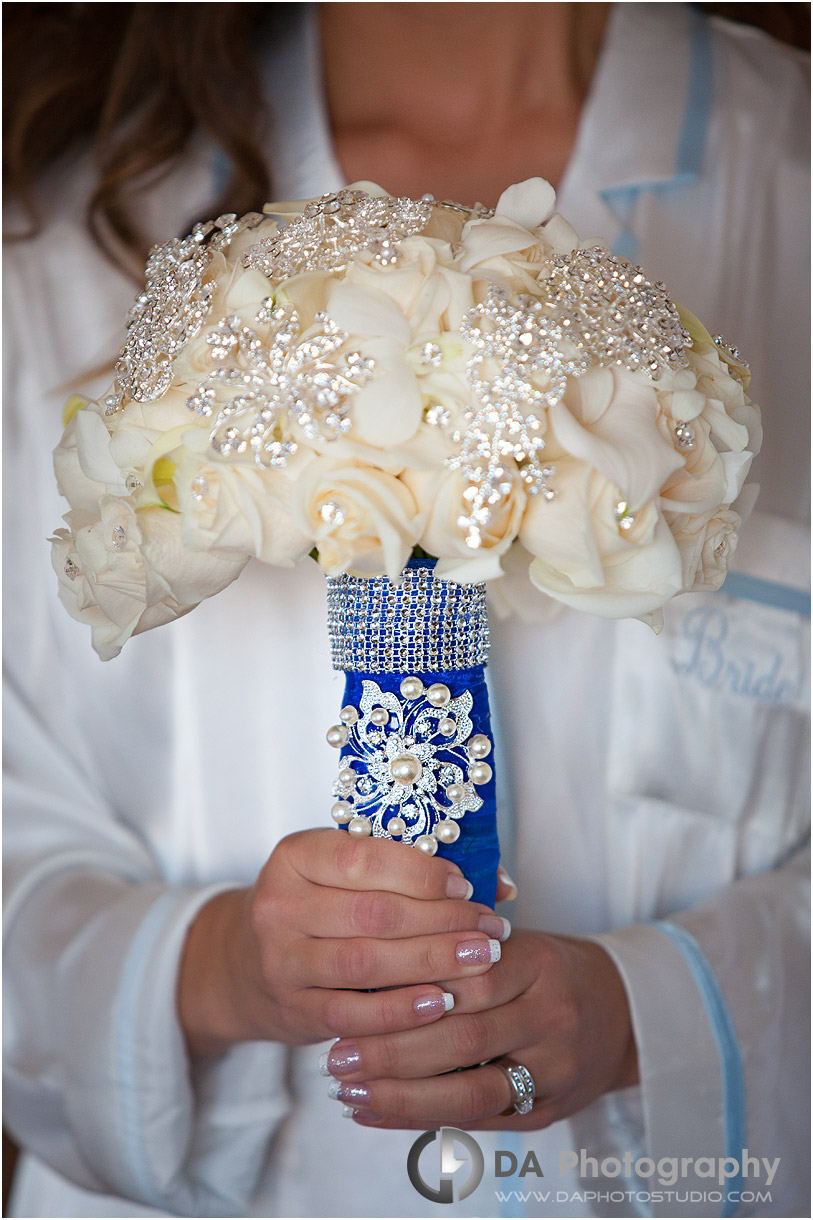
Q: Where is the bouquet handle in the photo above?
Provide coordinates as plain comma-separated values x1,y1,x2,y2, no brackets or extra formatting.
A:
325,560,499,908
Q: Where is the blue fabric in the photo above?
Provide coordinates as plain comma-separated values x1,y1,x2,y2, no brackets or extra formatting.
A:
721,571,811,617
607,6,714,262
339,665,500,908
654,921,746,1218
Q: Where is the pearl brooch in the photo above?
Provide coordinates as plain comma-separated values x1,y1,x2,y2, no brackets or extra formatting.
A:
414,834,438,856
348,816,372,837
328,679,484,846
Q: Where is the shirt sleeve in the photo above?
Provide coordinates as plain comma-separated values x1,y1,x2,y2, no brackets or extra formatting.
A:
3,670,294,1218
593,841,810,1218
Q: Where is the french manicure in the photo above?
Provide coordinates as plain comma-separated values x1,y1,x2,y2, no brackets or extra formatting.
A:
341,1105,356,1118
446,873,474,900
456,937,501,966
338,1082,372,1106
318,1051,331,1077
477,913,511,941
353,1111,384,1124
414,991,455,1018
328,1042,362,1076
328,1080,342,1100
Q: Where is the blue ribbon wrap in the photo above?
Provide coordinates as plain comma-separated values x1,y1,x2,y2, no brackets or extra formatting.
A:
326,559,500,909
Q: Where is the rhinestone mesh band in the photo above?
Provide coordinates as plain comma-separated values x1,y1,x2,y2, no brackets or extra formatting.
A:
326,568,490,672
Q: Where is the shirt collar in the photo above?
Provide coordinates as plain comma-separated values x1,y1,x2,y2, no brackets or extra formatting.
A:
558,3,714,248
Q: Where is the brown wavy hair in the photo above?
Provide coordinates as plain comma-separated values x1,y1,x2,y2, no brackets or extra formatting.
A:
3,2,810,277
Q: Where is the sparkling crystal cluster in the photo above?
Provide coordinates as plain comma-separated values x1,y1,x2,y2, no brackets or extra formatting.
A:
106,212,264,414
186,300,375,467
243,189,434,279
326,567,490,672
325,677,493,848
540,246,692,380
446,288,588,548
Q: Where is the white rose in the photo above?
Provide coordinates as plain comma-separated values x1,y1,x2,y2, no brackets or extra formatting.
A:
290,457,421,580
404,467,527,583
137,505,247,607
173,443,312,567
521,458,684,617
666,506,743,591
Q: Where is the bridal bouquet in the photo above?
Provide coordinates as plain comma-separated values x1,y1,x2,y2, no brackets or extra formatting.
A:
51,179,760,902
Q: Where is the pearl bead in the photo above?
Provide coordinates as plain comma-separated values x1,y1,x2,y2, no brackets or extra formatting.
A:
438,717,456,737
426,683,451,708
387,816,407,837
469,760,493,785
339,706,358,726
414,834,438,856
326,724,349,748
338,767,356,787
390,753,422,785
467,734,491,759
446,783,465,804
348,816,372,837
331,801,353,824
370,707,389,727
400,676,424,700
435,820,460,844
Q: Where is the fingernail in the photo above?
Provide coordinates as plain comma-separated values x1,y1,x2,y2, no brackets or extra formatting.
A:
318,1051,331,1077
353,1111,384,1124
498,866,518,899
477,913,511,941
338,1082,372,1106
328,1043,362,1076
456,937,501,965
446,873,474,900
341,1105,356,1118
328,1080,342,1100
414,990,455,1018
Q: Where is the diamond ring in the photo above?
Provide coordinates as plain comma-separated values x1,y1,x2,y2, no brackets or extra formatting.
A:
493,1059,536,1116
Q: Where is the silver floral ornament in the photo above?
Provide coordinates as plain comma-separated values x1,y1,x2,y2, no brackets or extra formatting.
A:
106,212,265,414
186,300,375,468
328,679,491,844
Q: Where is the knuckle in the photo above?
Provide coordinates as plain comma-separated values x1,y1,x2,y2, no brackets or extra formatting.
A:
376,993,402,1033
452,1012,491,1064
458,1073,496,1121
334,938,373,988
350,889,401,936
375,1035,403,1078
334,836,376,887
320,992,350,1037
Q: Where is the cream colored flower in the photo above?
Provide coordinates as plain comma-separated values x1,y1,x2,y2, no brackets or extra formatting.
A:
666,505,744,591
404,467,527,583
291,457,421,580
173,441,312,566
521,458,684,617
551,366,685,511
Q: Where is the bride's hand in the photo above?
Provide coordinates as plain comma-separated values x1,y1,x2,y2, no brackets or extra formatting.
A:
322,929,638,1128
178,828,508,1056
